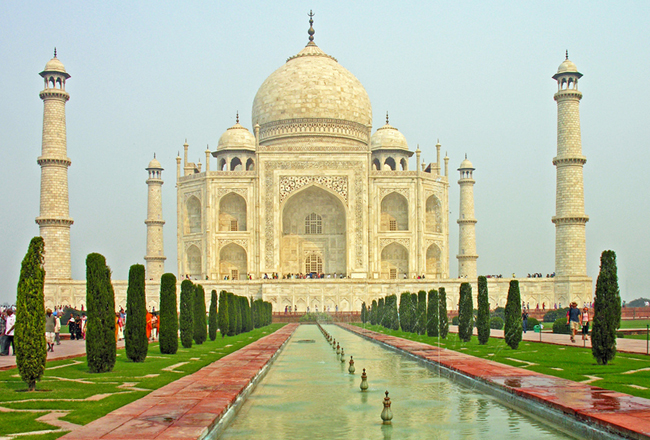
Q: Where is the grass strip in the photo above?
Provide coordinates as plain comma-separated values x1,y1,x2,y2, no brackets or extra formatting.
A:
0,324,285,438
352,323,650,400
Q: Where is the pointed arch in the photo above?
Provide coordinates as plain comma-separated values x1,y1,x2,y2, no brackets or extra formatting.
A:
186,196,201,234
384,157,396,170
426,244,442,278
218,158,227,171
426,195,442,233
219,192,247,231
381,242,408,279
230,157,242,171
400,158,408,171
187,245,201,277
381,192,408,231
372,158,381,170
219,243,247,280
246,158,255,171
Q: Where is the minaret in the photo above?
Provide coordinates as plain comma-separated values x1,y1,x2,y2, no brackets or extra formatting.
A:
457,155,478,279
145,156,166,280
552,53,588,280
37,49,73,279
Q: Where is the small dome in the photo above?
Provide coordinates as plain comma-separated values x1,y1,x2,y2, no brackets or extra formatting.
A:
371,123,409,151
556,58,578,75
217,123,256,151
147,157,162,169
44,57,66,73
459,157,474,170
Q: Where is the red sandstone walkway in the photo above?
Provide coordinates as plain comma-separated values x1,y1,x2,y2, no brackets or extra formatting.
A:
59,323,298,440
342,323,650,440
448,325,650,355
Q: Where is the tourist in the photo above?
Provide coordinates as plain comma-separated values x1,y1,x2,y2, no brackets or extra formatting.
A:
567,302,581,343
81,314,87,339
68,315,77,340
151,314,158,340
146,310,153,339
522,309,529,333
581,307,590,341
4,308,15,356
45,309,57,352
0,309,7,356
54,312,61,345
74,314,83,340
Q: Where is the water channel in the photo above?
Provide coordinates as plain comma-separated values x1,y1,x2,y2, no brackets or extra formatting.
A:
215,324,576,439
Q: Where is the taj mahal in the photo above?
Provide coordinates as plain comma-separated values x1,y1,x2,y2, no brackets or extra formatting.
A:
37,16,592,312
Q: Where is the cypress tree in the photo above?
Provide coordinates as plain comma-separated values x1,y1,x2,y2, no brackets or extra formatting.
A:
227,293,236,336
15,237,46,391
427,289,439,337
208,290,218,341
477,276,490,345
385,295,400,330
377,298,385,327
458,282,473,342
592,250,622,365
234,296,242,334
218,290,229,337
86,253,116,373
361,302,367,323
193,284,207,345
439,287,449,339
370,300,377,325
241,297,250,332
504,280,523,349
159,273,178,354
399,292,412,332
125,264,148,362
417,290,427,335
179,280,194,348
411,293,419,333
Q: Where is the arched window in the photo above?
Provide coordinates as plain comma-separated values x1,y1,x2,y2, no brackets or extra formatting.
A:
400,158,408,171
372,158,381,170
304,213,322,235
186,196,201,234
305,253,323,274
426,195,442,233
384,157,396,170
230,157,242,171
380,192,408,231
187,245,201,276
219,192,247,231
246,158,255,171
218,158,227,171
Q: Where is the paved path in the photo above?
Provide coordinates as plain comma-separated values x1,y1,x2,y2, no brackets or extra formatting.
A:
343,323,650,439
60,324,298,440
0,338,127,371
448,325,650,355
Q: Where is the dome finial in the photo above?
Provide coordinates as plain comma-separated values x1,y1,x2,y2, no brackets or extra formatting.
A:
54,47,57,58
565,50,569,60
236,111,239,124
465,153,467,159
386,111,389,125
154,153,156,159
308,10,315,44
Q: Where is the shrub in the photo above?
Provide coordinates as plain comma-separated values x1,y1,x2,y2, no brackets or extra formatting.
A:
377,298,385,327
592,250,622,365
452,315,459,326
504,280,522,349
179,280,194,348
227,292,236,336
125,264,148,362
477,276,490,345
15,237,46,390
417,291,427,335
388,295,401,330
543,308,569,323
218,290,229,336
457,283,473,342
370,300,378,325
361,302,367,323
553,317,571,334
527,317,539,329
208,290,218,341
298,312,333,323
427,289,439,337
411,293,419,332
490,316,504,329
439,288,449,339
193,284,207,345
86,253,116,373
491,307,505,320
234,295,242,335
159,273,178,354
399,292,412,332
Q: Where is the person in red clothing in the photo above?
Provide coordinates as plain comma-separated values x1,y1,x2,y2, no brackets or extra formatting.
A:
146,311,153,340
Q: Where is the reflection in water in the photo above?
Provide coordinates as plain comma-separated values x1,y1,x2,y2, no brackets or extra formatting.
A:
216,325,574,440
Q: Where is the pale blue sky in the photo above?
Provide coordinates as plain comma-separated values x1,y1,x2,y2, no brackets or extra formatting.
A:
1,1,649,303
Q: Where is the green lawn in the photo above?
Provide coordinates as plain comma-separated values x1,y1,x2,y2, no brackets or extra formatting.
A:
0,324,285,439
619,319,650,329
353,324,650,400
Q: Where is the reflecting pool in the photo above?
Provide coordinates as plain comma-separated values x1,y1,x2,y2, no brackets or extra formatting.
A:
216,324,575,439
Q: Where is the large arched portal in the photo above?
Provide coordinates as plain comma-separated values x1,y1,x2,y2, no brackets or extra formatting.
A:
219,192,247,231
381,242,408,279
426,244,442,278
281,186,346,276
219,243,247,280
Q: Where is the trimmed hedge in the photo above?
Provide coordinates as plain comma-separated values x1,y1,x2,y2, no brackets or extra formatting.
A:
15,237,46,391
477,276,490,345
458,283,473,342
179,280,194,348
370,300,378,325
218,290,229,337
86,253,116,373
384,295,400,331
504,280,523,349
125,264,148,362
193,284,207,345
427,289,439,337
208,290,217,341
553,317,571,334
417,290,427,335
399,292,412,332
439,288,449,339
159,273,178,354
490,316,504,329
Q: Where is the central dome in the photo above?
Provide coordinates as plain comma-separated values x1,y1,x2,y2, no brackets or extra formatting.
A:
252,43,372,146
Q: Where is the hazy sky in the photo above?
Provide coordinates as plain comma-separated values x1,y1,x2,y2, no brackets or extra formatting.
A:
1,1,649,304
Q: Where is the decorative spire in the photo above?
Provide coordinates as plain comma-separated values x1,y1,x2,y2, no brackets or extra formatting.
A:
236,111,239,124
565,50,569,60
386,111,389,125
154,153,156,159
308,10,315,44
465,153,467,159
54,47,57,58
